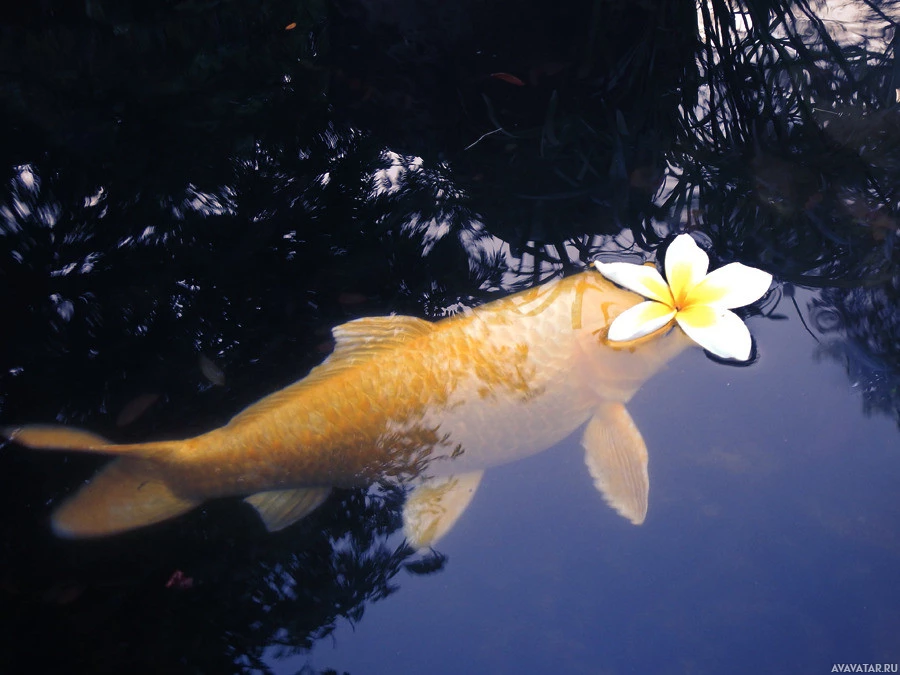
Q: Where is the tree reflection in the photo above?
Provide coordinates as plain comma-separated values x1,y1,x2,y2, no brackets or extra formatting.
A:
1,0,899,671
808,276,900,428
0,477,439,674
665,0,899,284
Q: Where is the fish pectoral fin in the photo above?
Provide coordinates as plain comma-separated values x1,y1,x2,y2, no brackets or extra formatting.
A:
403,471,484,550
244,487,331,532
582,403,649,525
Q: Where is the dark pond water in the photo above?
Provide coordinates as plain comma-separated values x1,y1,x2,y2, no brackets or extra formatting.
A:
0,1,898,674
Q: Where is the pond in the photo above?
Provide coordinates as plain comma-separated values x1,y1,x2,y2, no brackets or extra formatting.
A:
0,1,898,674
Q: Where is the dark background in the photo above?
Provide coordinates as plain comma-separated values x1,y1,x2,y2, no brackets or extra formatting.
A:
0,1,898,673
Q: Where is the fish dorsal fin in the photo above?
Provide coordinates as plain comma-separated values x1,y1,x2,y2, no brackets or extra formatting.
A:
244,487,332,532
403,471,484,550
325,315,435,368
582,403,649,525
230,316,434,425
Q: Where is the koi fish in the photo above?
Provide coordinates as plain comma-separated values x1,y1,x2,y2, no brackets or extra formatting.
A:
4,271,691,546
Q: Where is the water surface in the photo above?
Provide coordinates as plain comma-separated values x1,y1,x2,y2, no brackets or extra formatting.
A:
0,1,898,674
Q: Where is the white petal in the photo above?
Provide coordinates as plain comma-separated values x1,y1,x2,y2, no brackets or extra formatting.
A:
607,301,677,342
665,235,709,307
675,305,753,360
685,262,773,309
593,261,674,305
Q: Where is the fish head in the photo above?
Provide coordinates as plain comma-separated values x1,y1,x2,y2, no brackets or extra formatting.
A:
571,271,693,402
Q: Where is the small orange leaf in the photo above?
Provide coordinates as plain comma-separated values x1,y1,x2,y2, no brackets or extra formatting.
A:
490,72,525,86
285,22,297,31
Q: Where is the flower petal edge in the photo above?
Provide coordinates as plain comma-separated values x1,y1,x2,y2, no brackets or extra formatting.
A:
675,305,753,360
593,261,674,306
607,301,677,342
665,234,709,307
685,262,773,309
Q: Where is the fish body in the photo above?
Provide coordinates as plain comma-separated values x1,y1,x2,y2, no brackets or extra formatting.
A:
6,270,691,543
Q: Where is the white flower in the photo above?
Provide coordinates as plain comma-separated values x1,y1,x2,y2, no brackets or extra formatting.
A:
593,234,773,361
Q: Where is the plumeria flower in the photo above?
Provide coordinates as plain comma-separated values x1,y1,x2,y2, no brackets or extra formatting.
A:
593,234,773,361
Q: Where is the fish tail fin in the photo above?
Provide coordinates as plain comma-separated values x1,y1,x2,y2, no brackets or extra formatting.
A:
2,424,180,459
51,457,200,538
4,424,198,538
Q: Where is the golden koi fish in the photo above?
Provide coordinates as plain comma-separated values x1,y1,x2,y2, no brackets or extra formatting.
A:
5,270,691,546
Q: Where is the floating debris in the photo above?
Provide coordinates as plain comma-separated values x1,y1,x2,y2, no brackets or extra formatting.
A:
490,72,525,86
115,393,160,427
199,355,226,387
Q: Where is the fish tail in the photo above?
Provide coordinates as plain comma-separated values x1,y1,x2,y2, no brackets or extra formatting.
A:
2,424,182,457
4,424,199,538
